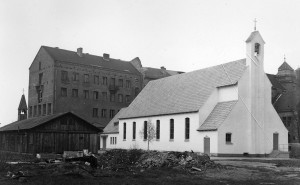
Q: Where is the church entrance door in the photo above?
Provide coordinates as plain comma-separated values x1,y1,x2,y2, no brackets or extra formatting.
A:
204,136,210,155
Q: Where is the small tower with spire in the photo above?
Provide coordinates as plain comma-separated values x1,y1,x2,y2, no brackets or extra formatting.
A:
18,91,28,121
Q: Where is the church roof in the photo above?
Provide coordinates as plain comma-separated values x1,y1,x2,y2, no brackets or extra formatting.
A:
245,31,265,43
18,94,27,110
0,112,101,132
103,108,126,134
119,59,247,119
278,61,294,71
198,100,238,131
41,46,141,75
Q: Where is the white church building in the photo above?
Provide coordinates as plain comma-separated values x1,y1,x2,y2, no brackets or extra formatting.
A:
101,30,288,156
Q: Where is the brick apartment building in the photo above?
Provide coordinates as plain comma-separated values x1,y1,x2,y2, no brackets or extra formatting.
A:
28,46,143,128
268,59,300,143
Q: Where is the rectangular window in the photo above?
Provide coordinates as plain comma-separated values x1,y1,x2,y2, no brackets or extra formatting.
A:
226,133,232,143
34,105,37,116
110,78,115,86
39,73,43,84
84,90,89,99
102,92,107,101
109,109,115,118
61,71,68,82
94,75,99,85
72,72,79,81
29,106,32,117
118,94,123,103
126,80,131,88
38,105,41,116
110,137,112,145
133,122,136,140
93,91,99,100
38,88,43,103
118,79,123,87
185,118,190,140
144,121,147,140
287,117,292,127
101,109,107,118
115,137,117,145
92,108,98,117
156,120,160,140
125,95,130,103
84,74,89,83
39,62,41,70
47,103,51,115
61,87,67,97
110,94,115,102
103,77,107,85
123,122,126,140
170,119,174,140
72,89,78,97
43,104,46,115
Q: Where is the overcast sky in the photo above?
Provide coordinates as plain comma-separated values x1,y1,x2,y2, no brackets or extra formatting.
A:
1,0,300,126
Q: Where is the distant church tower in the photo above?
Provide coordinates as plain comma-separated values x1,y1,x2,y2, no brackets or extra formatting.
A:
18,93,28,121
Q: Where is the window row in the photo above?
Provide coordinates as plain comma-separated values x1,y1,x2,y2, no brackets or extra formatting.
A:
28,103,52,117
61,71,134,88
110,137,117,145
123,118,190,141
61,88,131,103
92,108,118,118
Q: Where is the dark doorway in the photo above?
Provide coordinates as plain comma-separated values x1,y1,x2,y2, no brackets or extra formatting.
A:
102,136,107,150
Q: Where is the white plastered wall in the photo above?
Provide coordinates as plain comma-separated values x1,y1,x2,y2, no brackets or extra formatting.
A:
100,133,119,149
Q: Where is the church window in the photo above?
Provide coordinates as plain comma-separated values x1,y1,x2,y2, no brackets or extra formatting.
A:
123,122,126,140
170,119,174,140
156,120,160,140
254,43,260,55
133,122,136,140
226,133,232,143
144,121,148,140
61,88,67,97
185,118,190,140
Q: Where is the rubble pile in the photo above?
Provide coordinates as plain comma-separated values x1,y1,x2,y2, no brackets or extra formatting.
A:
98,149,144,171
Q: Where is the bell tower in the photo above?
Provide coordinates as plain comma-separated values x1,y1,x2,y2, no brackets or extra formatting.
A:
18,92,28,121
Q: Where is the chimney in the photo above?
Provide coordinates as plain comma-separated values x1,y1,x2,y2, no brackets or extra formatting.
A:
161,66,166,70
77,48,83,57
103,53,110,61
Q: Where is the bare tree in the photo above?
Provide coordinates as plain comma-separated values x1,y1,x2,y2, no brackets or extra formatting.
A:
139,119,156,150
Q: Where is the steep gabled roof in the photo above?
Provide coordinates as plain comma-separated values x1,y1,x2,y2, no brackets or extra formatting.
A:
42,46,141,75
198,100,238,131
119,59,247,119
266,74,285,91
18,94,27,110
245,31,265,43
278,61,294,71
102,108,126,134
0,112,101,132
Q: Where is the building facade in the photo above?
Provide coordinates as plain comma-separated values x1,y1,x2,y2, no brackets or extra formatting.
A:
268,61,300,143
28,46,143,128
